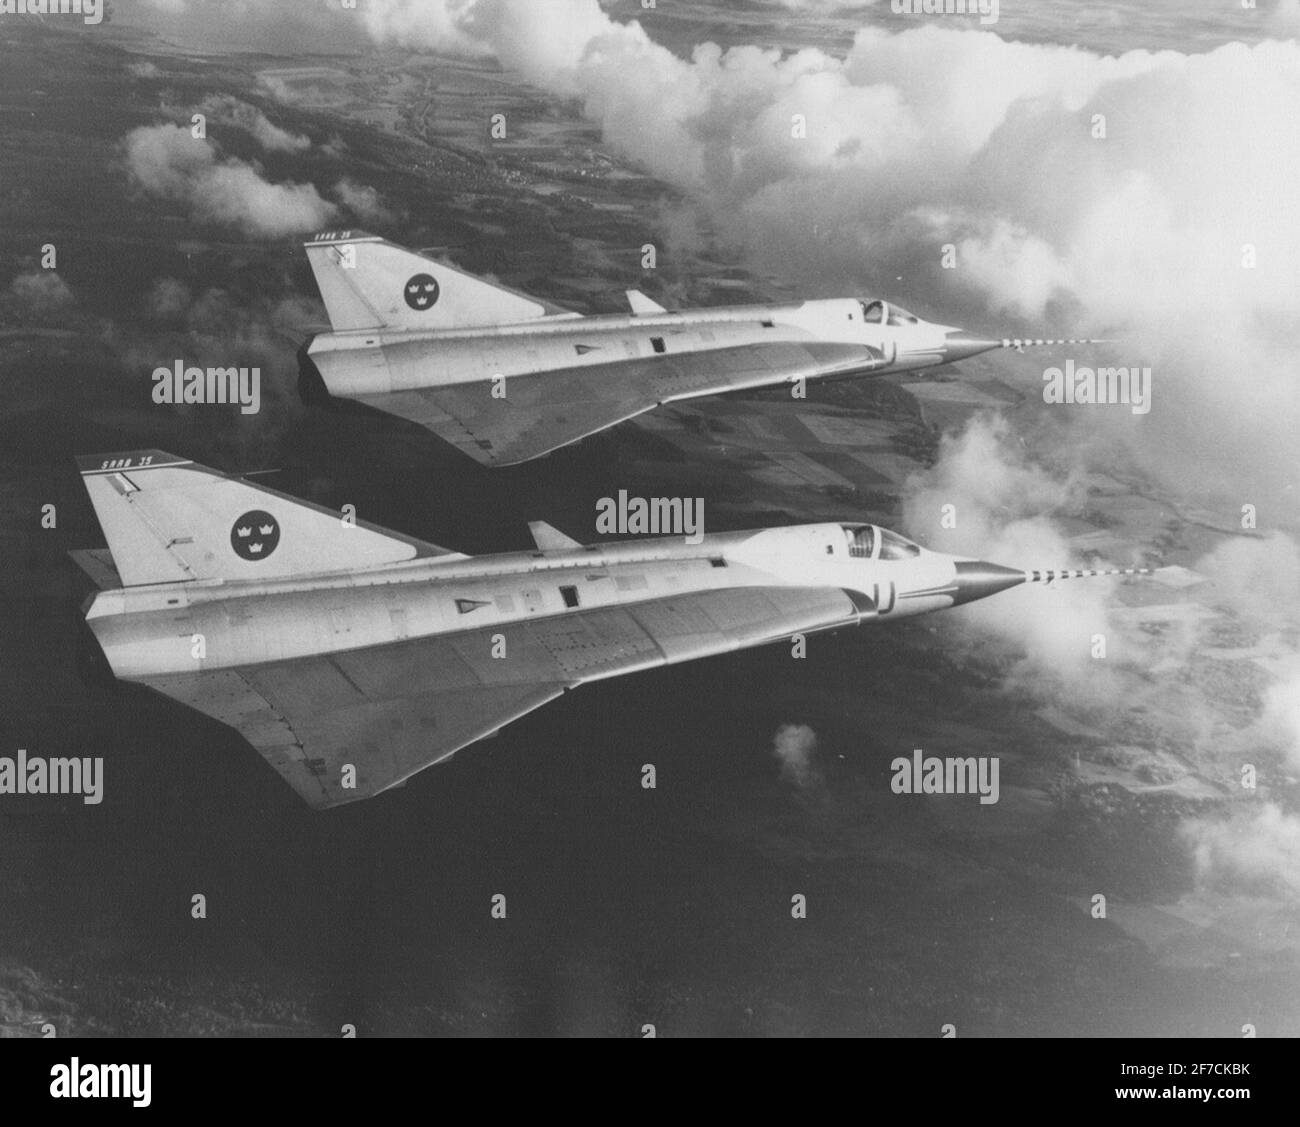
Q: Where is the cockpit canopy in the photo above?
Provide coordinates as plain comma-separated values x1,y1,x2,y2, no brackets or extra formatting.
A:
841,524,923,560
860,300,921,327
879,528,922,559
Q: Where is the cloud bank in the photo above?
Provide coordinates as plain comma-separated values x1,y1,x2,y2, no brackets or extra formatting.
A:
123,124,336,237
200,95,312,153
342,2,1298,504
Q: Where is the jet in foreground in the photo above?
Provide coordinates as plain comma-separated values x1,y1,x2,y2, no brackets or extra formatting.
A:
301,231,1097,466
73,451,1147,809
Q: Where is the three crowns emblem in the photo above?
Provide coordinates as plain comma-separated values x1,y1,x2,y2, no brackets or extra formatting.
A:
231,511,280,560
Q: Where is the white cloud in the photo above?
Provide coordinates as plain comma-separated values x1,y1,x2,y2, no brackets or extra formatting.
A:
201,95,311,153
332,178,396,226
1272,0,1300,35
1262,663,1300,773
772,723,822,788
8,270,75,309
355,0,490,59
1183,803,1300,899
123,124,336,237
1197,533,1300,629
899,413,1131,690
142,276,191,320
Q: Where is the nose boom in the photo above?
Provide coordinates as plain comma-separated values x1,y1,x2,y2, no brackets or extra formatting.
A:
941,332,1111,364
952,561,1152,606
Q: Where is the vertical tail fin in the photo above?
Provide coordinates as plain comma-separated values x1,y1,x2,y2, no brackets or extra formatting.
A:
304,230,559,332
77,451,463,586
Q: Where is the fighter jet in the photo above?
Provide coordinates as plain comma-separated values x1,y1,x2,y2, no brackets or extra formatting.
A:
300,231,1095,467
72,451,1148,809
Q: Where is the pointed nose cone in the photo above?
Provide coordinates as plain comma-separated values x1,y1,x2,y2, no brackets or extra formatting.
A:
952,561,1026,606
942,331,1003,364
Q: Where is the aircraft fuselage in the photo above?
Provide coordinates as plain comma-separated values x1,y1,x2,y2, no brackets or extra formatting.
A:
307,298,969,398
85,522,991,683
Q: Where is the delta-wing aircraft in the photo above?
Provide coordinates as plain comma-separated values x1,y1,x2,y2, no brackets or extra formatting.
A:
301,231,1096,467
73,451,1147,809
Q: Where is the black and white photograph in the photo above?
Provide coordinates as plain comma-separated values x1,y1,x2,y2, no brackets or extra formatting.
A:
1,0,1297,1078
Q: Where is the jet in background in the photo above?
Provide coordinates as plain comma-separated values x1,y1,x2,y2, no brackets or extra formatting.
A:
72,451,1147,809
301,231,1096,467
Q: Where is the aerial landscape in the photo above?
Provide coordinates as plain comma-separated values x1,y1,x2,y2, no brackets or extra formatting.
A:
0,0,1297,1040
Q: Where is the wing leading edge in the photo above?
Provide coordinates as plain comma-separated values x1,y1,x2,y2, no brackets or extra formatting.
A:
140,585,867,808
